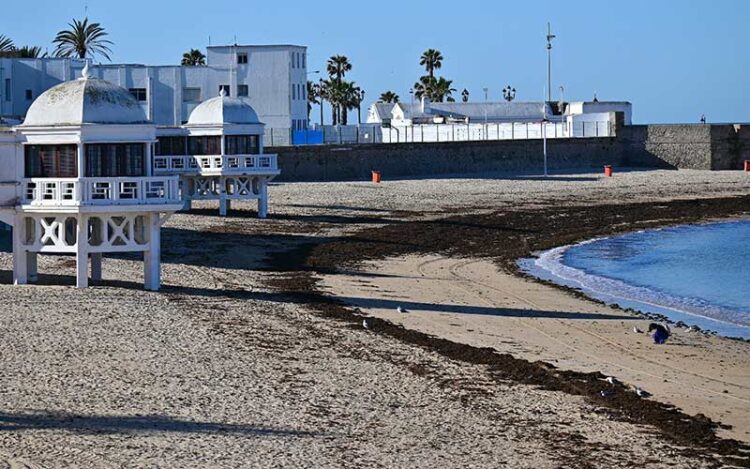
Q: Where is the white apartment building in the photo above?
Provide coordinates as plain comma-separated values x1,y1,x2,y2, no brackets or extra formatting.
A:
0,44,309,132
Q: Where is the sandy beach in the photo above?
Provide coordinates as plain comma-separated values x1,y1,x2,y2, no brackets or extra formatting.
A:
0,168,749,467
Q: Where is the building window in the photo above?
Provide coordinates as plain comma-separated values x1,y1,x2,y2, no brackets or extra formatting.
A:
4,79,10,102
238,84,249,97
85,143,145,177
219,84,230,96
292,84,296,100
183,87,201,102
188,136,222,155
128,88,147,102
302,53,305,69
25,89,33,101
225,135,259,155
155,136,187,156
237,52,248,64
24,145,78,178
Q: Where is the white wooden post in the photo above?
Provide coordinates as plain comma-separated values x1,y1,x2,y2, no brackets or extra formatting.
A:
91,252,102,281
12,215,28,285
76,214,88,288
144,212,160,291
258,179,268,218
76,142,85,178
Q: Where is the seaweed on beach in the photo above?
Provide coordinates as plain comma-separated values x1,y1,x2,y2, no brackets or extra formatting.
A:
262,194,750,466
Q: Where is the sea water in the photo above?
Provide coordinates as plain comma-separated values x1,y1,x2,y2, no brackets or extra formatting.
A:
520,219,750,339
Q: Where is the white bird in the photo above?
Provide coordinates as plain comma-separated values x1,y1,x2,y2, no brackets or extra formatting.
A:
635,387,651,398
362,319,370,330
633,326,643,334
397,306,407,313
604,376,617,385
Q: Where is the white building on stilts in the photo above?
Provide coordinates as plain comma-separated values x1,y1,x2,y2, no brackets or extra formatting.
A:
152,89,279,217
0,64,183,290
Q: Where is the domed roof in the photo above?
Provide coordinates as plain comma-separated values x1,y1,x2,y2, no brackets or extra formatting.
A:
187,91,261,126
22,64,148,127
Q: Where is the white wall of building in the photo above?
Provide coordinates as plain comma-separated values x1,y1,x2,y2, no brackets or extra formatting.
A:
0,44,308,130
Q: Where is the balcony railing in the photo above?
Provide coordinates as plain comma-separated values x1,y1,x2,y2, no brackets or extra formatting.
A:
21,176,181,207
152,154,279,175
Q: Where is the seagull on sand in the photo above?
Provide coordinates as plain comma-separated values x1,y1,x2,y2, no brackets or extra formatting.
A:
603,376,617,385
397,306,407,313
633,326,643,334
635,387,652,398
362,319,370,330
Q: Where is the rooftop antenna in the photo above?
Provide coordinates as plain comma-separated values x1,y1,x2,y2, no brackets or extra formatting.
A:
546,22,556,103
208,35,212,46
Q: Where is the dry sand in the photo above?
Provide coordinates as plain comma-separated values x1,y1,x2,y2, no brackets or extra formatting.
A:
0,168,748,467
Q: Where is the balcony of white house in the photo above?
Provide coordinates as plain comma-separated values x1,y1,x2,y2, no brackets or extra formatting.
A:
152,154,279,176
20,176,181,208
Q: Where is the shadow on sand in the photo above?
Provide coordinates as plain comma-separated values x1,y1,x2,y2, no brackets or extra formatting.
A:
0,411,318,437
335,296,634,321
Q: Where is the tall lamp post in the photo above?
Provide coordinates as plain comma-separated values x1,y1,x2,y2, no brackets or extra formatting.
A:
546,22,556,103
542,104,549,177
357,89,366,125
318,78,325,127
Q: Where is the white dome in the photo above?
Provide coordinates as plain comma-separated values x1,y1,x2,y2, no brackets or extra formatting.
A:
187,94,261,126
23,75,148,127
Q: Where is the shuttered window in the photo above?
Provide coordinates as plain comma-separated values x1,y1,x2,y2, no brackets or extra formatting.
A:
24,145,78,178
85,143,145,177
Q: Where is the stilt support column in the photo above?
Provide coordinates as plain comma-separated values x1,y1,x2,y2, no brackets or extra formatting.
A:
144,213,161,291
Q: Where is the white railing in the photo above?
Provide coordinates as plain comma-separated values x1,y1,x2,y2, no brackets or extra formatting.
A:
152,154,279,175
21,176,181,207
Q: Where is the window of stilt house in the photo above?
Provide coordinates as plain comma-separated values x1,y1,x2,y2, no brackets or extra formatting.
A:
188,136,222,155
85,143,146,177
24,145,78,178
225,135,259,154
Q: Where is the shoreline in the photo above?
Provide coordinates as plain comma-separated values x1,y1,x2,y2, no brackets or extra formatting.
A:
517,216,750,342
282,193,750,459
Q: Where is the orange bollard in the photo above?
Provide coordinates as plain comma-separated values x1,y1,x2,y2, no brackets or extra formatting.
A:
372,170,382,183
744,160,750,172
604,165,613,177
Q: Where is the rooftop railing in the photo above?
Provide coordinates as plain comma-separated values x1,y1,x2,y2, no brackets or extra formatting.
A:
152,154,279,175
20,176,181,207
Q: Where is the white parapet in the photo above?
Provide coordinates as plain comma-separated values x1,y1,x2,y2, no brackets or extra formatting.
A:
20,176,181,207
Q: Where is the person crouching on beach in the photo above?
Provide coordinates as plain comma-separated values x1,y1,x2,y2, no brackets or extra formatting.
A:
648,323,671,344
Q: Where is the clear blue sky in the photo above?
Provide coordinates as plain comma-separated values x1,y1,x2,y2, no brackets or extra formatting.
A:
3,0,748,123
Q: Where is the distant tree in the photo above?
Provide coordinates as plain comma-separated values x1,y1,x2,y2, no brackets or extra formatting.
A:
181,48,206,66
53,18,113,61
378,91,399,103
14,46,46,58
326,55,352,82
432,77,456,102
461,88,469,102
420,49,443,79
413,75,435,100
0,35,14,53
307,80,320,123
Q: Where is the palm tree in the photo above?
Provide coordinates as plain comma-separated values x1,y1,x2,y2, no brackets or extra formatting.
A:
413,75,436,100
181,48,206,66
338,81,362,125
53,18,113,61
419,49,443,79
319,79,339,125
0,35,14,53
378,91,399,103
14,46,46,58
431,77,456,102
326,55,352,82
307,80,320,123
461,88,469,103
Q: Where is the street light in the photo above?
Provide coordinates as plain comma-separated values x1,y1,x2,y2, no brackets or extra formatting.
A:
502,85,516,102
357,89,366,125
546,22,556,103
318,78,325,127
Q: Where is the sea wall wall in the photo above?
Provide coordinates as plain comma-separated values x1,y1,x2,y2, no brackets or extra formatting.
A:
268,123,749,182
620,124,750,170
270,138,624,182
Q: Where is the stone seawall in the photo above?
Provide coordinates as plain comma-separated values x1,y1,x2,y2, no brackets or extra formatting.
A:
620,124,749,170
271,138,624,182
268,123,749,182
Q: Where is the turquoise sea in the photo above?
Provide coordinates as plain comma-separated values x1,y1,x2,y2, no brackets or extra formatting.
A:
520,219,750,339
